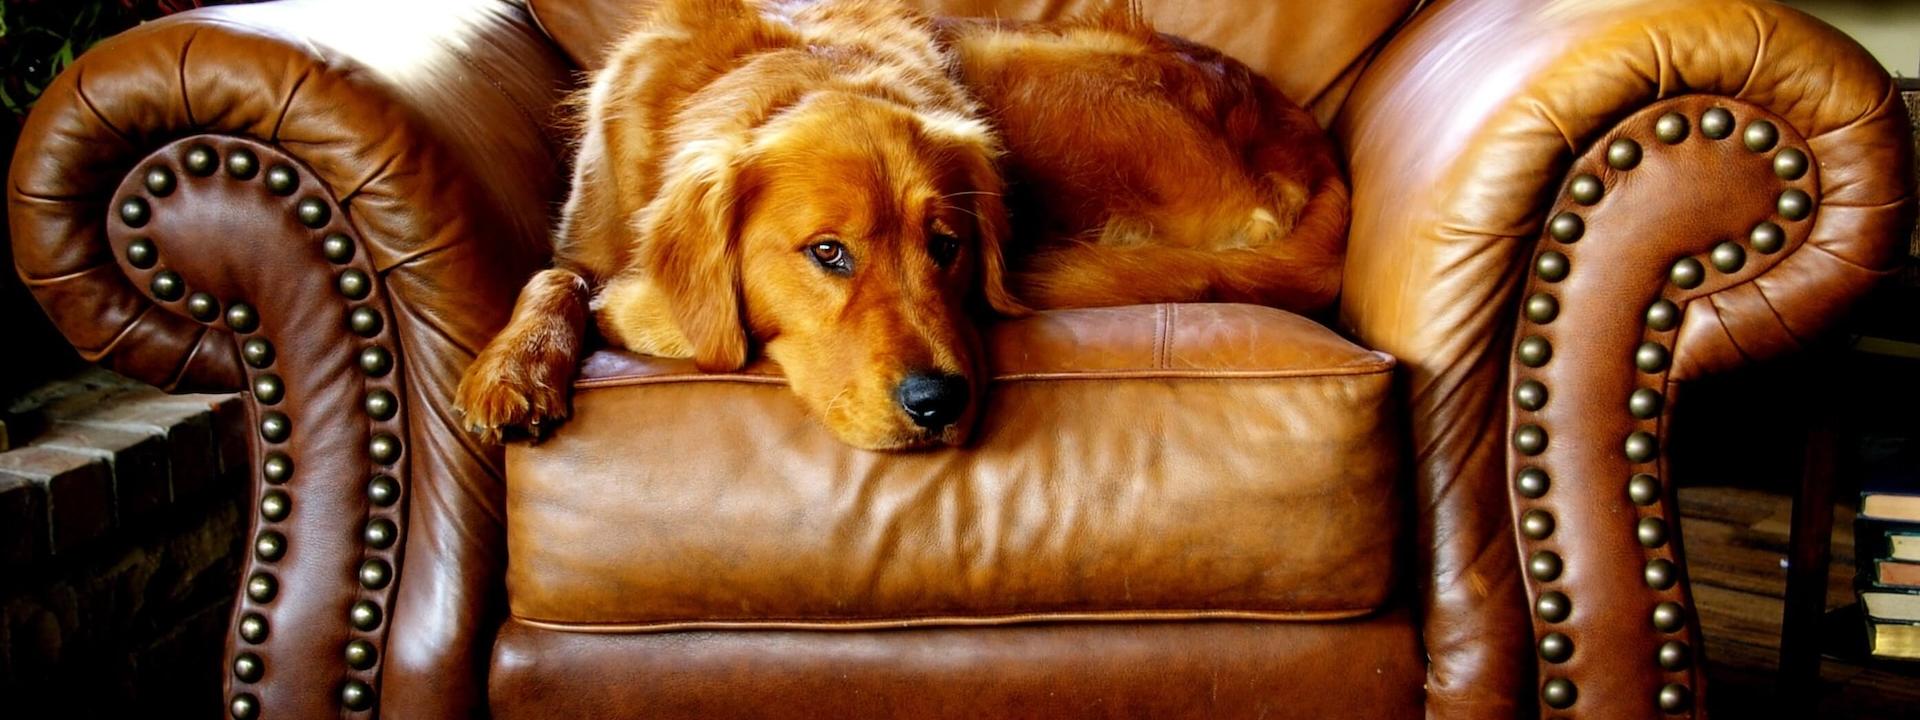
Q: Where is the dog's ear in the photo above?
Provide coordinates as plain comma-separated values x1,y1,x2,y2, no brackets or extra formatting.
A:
637,143,752,371
924,114,1030,317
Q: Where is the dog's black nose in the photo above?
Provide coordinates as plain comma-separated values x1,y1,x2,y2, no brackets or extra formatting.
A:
896,372,969,429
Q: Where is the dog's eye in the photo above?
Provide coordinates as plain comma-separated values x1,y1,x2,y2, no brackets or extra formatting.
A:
929,233,960,268
808,239,851,274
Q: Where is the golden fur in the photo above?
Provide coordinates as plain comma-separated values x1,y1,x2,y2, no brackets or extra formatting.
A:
454,0,1347,450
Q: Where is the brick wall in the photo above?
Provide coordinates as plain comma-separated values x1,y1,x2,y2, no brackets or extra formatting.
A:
1,369,248,715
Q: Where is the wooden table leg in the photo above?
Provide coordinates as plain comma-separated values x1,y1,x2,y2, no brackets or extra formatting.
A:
1779,425,1837,713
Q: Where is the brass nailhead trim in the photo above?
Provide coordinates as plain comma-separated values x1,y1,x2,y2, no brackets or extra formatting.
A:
254,530,286,561
187,292,220,322
360,347,394,377
1635,342,1671,373
1629,388,1664,419
359,558,393,589
261,452,293,484
369,433,402,464
297,197,331,228
243,338,276,369
144,166,176,196
1524,293,1559,324
225,148,259,179
1669,257,1705,289
1521,509,1556,540
230,693,259,720
1625,431,1660,463
1659,683,1693,713
1645,558,1679,589
253,374,285,405
1517,336,1552,368
119,197,151,227
1700,107,1734,139
1528,551,1563,581
368,475,400,507
350,600,383,631
1517,468,1551,499
1535,250,1570,282
1778,188,1813,221
260,490,291,522
1542,677,1578,709
1539,632,1574,663
1629,474,1662,506
323,233,355,263
1654,113,1690,143
151,271,185,301
1774,148,1809,180
1536,590,1571,622
345,639,378,670
365,518,398,549
1549,212,1584,242
1568,174,1604,205
1514,380,1548,411
1657,640,1691,670
1652,601,1686,632
246,572,278,602
1742,120,1778,152
1513,425,1548,456
1638,517,1670,548
1646,300,1680,332
238,612,269,644
260,411,291,443
1751,221,1785,254
126,238,157,269
338,269,372,300
1710,241,1746,273
233,652,264,683
226,303,259,333
1607,138,1642,170
365,389,398,420
265,164,298,195
341,679,375,711
349,307,383,337
184,145,217,176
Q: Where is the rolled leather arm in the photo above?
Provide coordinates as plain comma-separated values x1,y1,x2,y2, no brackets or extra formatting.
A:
7,1,571,717
1333,1,1912,718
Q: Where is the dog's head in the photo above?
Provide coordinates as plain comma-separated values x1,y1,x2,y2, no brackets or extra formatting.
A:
637,92,1026,450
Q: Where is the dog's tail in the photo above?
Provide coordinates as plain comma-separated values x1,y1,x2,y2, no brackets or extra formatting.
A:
1012,79,1350,316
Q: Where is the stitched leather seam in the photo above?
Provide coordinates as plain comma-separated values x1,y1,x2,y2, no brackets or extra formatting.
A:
509,607,1377,634
571,360,1398,391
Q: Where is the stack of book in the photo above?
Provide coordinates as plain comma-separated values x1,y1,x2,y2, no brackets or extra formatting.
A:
1859,441,1920,661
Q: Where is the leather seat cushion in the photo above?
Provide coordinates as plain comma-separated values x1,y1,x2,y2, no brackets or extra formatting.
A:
505,303,1402,630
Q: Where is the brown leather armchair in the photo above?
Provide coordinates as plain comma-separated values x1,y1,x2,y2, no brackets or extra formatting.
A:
8,0,1911,717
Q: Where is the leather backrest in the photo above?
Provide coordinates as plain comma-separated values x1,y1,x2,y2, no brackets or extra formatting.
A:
526,0,1423,123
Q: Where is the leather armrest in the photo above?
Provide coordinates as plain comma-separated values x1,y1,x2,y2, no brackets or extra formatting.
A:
7,1,573,717
1334,0,1912,717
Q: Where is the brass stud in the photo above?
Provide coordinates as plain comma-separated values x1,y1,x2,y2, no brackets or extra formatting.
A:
1629,474,1662,506
1646,300,1680,332
1524,293,1559,324
297,197,331,228
1514,425,1548,456
1646,558,1678,589
1536,590,1571,622
1743,120,1778,152
1607,138,1642,170
1625,431,1660,463
369,433,402,464
365,518,398,549
349,307,383,337
1778,188,1812,221
342,679,375,711
1536,250,1570,282
1521,509,1556,540
230,693,259,720
150,272,184,303
262,451,293,484
260,489,291,522
226,303,259,333
1517,468,1551,499
1710,241,1746,273
1659,683,1693,713
1542,678,1577,709
1548,212,1584,242
238,612,269,644
368,475,400,507
126,238,158,269
233,652,264,683
260,411,291,443
345,639,378,670
187,292,220,322
1670,257,1705,289
1751,221,1786,254
246,572,278,602
360,346,394,377
359,558,393,589
323,233,355,263
1528,550,1563,581
145,166,176,196
1539,632,1573,663
254,530,286,561
1629,388,1664,419
1654,113,1690,143
1774,148,1809,180
253,374,285,405
1568,174,1604,205
1514,380,1549,411
242,338,275,369
1658,640,1692,670
185,144,218,176
264,164,298,195
338,269,372,299
350,600,383,631
1700,107,1734,139
1639,517,1670,548
119,197,151,227
365,389,397,421
225,148,258,179
1517,336,1552,368
1652,601,1686,632
1636,342,1671,373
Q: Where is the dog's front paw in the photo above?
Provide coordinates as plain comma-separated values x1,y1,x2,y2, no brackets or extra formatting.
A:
454,349,573,443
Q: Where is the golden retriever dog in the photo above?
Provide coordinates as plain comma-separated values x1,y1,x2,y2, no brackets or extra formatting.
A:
454,0,1346,450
